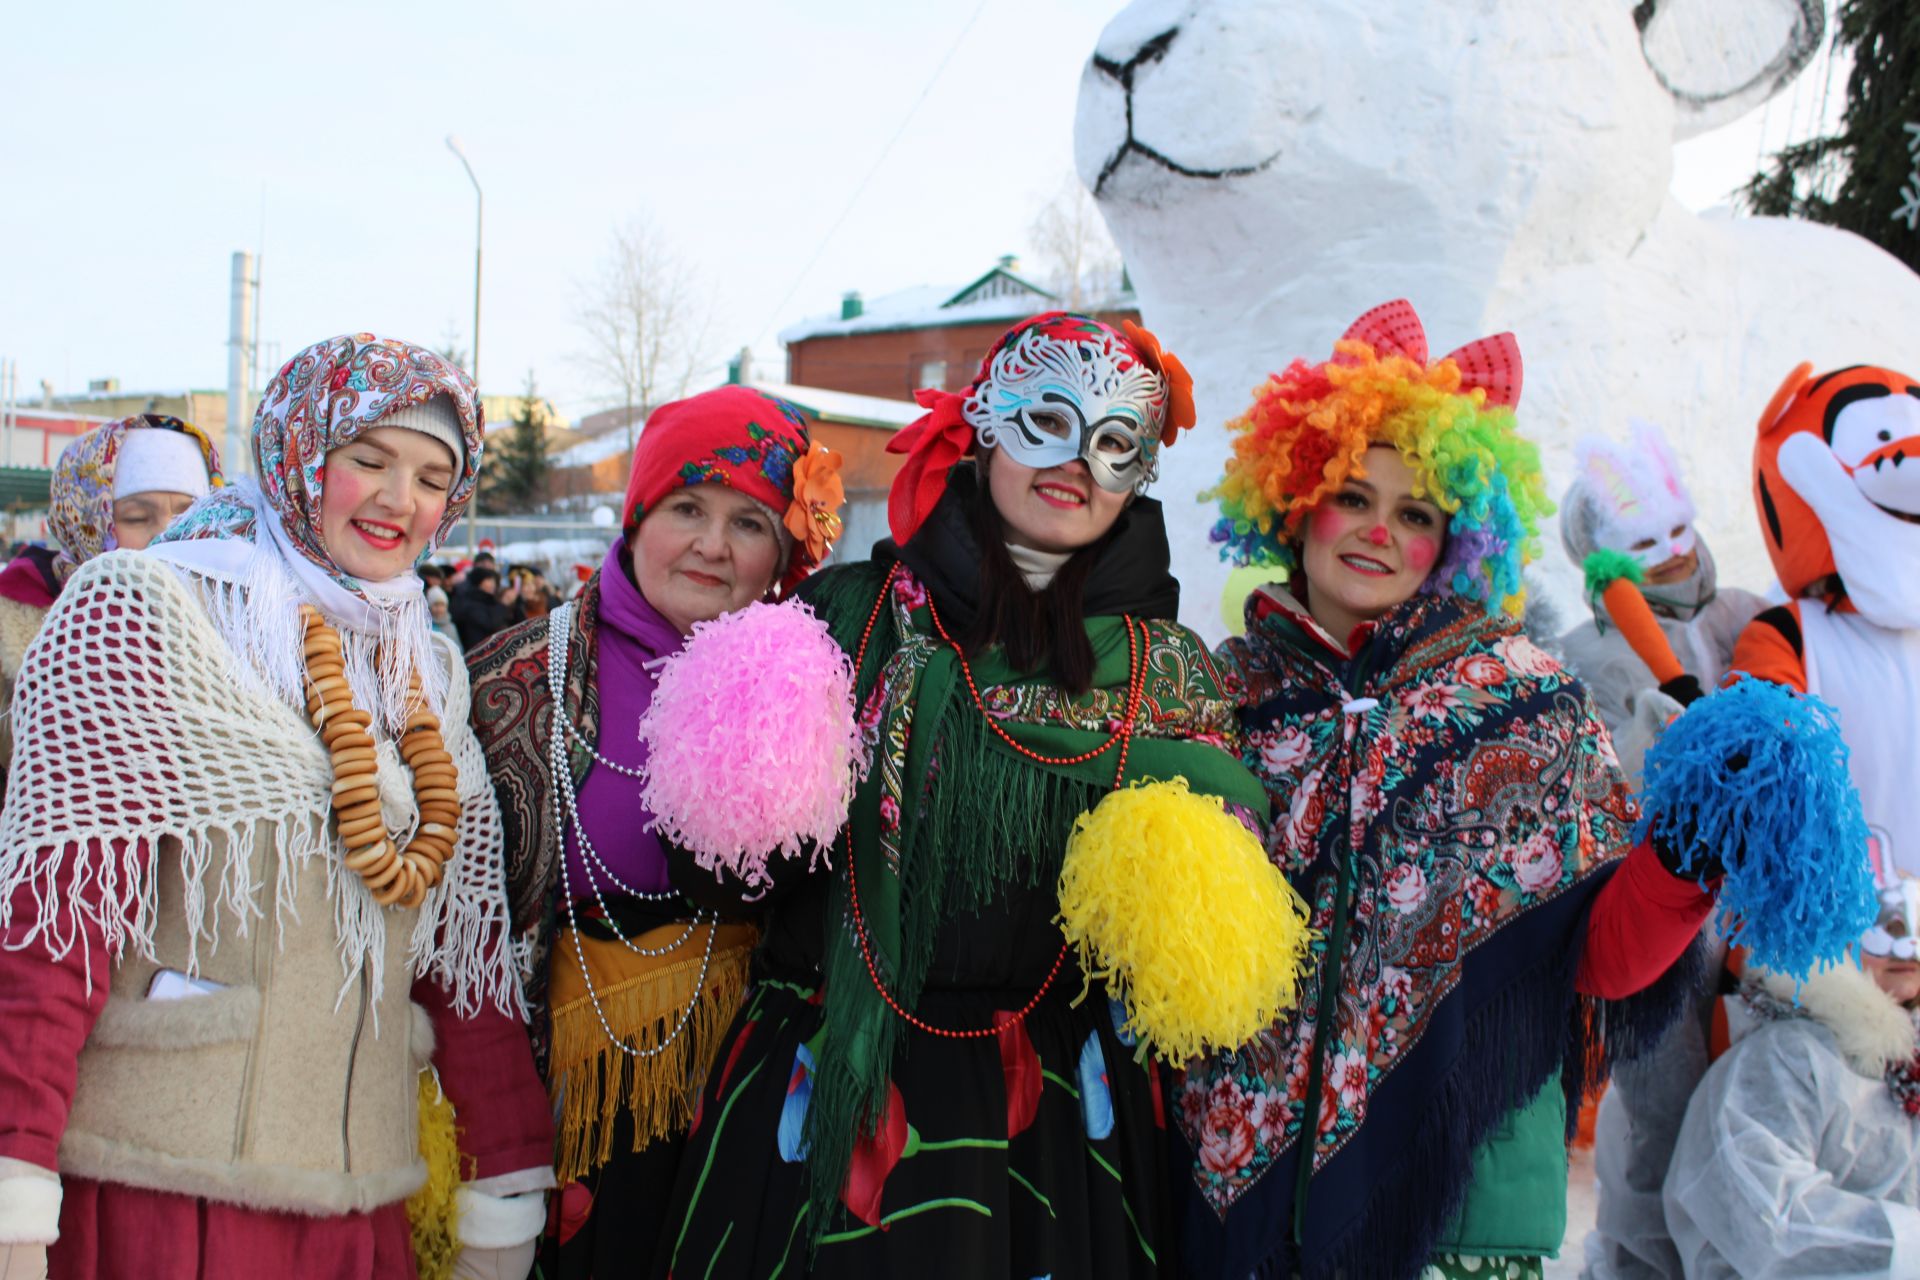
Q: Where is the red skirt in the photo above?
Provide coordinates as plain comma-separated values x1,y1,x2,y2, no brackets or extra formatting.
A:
51,1177,416,1280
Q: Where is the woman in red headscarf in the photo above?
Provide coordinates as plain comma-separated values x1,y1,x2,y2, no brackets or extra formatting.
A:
466,386,846,1276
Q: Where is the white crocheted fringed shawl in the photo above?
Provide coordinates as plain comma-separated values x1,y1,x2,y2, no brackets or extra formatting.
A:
0,548,523,1022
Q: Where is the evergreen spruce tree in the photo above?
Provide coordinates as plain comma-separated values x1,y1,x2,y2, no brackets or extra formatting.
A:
1742,0,1920,276
479,372,552,514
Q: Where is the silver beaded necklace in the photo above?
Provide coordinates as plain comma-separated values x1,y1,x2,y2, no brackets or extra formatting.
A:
547,600,717,1059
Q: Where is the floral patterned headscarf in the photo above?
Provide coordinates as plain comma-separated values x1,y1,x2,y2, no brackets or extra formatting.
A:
620,385,845,591
154,333,484,593
48,415,222,583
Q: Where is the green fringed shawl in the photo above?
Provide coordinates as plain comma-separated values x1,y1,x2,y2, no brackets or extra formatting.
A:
796,558,1268,1240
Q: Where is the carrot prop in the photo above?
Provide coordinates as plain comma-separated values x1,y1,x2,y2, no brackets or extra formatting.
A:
1583,549,1685,686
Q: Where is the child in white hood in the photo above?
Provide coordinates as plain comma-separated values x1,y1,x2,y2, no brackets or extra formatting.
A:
1664,858,1920,1278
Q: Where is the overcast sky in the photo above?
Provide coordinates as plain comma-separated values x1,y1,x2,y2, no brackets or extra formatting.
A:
0,0,1839,425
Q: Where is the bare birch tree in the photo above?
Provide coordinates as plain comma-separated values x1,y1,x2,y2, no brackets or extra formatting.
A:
1028,173,1125,310
575,218,714,452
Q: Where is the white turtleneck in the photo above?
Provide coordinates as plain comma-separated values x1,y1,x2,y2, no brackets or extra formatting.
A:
1007,542,1072,592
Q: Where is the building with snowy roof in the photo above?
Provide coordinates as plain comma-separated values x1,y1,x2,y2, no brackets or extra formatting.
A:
779,256,1139,401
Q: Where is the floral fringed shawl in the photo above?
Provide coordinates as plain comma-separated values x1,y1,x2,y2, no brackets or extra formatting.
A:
1178,588,1698,1280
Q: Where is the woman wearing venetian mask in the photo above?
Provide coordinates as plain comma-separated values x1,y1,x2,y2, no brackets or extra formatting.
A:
0,334,549,1279
1183,301,1721,1280
654,313,1269,1279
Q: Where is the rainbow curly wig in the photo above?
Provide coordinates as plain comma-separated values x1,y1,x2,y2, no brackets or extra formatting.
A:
1208,300,1552,617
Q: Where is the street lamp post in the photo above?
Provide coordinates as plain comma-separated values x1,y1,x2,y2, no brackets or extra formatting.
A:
446,134,482,555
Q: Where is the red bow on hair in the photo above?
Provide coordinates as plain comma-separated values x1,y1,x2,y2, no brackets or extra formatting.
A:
885,387,973,545
1340,298,1523,409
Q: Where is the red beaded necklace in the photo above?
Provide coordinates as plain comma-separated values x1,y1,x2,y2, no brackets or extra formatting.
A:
843,562,1148,1038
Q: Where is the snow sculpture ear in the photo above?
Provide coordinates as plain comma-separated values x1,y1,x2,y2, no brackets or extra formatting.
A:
1635,0,1825,141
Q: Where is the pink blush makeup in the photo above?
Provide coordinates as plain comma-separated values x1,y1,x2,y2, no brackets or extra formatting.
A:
1308,504,1355,544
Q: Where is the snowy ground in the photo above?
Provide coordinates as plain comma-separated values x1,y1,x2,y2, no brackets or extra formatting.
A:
1546,1146,1599,1280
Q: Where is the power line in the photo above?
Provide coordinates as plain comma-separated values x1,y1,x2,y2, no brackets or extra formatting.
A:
750,0,992,346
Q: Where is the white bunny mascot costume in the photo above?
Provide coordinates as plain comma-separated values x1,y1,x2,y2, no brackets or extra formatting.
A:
1555,419,1769,775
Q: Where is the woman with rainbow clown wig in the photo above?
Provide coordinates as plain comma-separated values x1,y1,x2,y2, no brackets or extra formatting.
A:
652,312,1293,1280
464,385,847,1275
1184,301,1724,1280
0,334,551,1280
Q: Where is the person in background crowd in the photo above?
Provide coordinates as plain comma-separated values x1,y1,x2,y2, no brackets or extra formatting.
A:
0,415,221,789
428,584,461,647
0,333,551,1279
452,564,517,649
1187,301,1714,1280
468,386,845,1275
507,565,553,623
1663,866,1920,1278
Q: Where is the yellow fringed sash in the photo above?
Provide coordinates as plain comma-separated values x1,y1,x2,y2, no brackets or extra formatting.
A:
407,1068,462,1280
547,919,757,1184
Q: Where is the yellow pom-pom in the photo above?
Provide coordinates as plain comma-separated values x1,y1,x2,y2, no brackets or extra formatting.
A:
407,1067,464,1280
1057,777,1314,1063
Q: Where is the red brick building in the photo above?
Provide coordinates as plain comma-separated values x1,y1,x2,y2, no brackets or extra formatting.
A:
781,258,1139,402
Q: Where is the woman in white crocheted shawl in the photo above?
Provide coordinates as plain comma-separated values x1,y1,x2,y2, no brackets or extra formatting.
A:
0,333,552,1280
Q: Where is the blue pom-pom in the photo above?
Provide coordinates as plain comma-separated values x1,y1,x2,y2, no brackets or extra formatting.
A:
1635,676,1878,982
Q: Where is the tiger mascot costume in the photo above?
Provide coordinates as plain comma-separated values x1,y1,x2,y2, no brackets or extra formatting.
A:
1734,362,1920,878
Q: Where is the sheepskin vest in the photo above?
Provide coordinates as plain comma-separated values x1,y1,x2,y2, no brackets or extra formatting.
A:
59,816,433,1216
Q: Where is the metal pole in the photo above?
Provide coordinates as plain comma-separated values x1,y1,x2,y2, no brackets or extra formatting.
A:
3,358,14,468
226,251,255,478
446,135,483,556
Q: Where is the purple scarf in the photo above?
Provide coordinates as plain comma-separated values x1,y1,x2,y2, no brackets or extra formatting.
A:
561,539,683,899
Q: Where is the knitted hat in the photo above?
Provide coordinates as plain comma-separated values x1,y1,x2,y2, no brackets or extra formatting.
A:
113,426,214,501
49,414,224,582
375,394,466,469
1209,298,1550,618
622,385,846,590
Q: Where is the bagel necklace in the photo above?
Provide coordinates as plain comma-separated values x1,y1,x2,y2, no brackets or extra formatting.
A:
300,603,461,909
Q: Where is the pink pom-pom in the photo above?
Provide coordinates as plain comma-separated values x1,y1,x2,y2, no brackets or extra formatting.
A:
637,599,862,890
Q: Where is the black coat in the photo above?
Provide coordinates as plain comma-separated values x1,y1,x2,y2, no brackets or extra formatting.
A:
450,581,511,650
